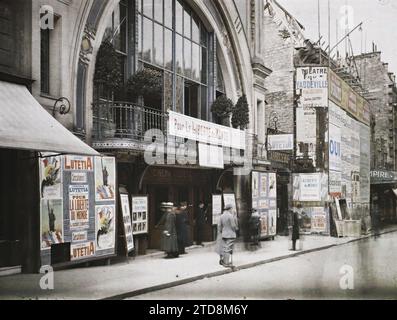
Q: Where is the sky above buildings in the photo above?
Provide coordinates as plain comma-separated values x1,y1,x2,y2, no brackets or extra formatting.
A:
277,0,397,75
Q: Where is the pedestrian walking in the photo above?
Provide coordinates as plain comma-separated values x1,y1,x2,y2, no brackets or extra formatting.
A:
157,202,179,259
195,201,207,246
290,205,302,251
175,202,190,254
216,204,238,268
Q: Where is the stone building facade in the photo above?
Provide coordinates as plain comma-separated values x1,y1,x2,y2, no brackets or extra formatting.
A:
355,51,397,171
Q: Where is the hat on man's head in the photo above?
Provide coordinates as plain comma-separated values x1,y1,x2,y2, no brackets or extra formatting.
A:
160,202,174,209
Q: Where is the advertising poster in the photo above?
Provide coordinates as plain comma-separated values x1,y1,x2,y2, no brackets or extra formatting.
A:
71,172,87,184
131,196,149,235
296,67,328,108
70,242,95,261
298,173,321,202
268,134,294,151
95,205,116,252
252,171,259,198
120,194,134,252
69,185,90,230
39,154,62,199
329,123,342,172
268,210,277,236
95,157,116,202
260,173,267,197
41,199,64,250
329,170,342,198
268,173,277,198
72,231,88,243
296,108,317,165
310,208,327,233
212,195,222,226
260,214,268,236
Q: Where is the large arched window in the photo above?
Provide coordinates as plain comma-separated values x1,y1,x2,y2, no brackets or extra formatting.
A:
137,0,214,120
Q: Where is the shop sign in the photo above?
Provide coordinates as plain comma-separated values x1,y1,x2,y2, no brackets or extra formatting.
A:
168,111,246,150
268,134,294,151
296,67,328,108
370,170,397,184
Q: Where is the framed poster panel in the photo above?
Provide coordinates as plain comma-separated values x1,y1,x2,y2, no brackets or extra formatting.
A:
212,194,222,226
120,194,134,252
131,196,149,235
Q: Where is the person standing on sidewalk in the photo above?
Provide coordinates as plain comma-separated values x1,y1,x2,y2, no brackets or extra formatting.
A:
290,206,301,251
157,203,179,259
217,204,238,268
176,202,190,255
195,201,207,246
248,209,261,249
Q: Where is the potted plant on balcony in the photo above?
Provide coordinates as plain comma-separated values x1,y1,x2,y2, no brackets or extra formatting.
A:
211,95,233,126
126,68,163,104
94,40,123,138
232,94,249,130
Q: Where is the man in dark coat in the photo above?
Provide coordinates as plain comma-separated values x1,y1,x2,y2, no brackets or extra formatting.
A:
176,202,190,254
248,209,261,248
157,203,179,258
195,201,207,246
290,206,303,251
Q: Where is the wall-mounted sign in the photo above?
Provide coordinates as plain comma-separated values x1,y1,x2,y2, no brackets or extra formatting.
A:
131,196,149,235
293,173,321,202
268,134,294,151
199,143,224,169
329,123,342,172
296,67,328,108
168,111,246,150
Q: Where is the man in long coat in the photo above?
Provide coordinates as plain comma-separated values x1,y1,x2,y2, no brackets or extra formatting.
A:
157,203,179,258
217,204,238,268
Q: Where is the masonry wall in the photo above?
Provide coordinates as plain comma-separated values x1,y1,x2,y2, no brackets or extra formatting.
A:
263,15,295,134
355,52,397,170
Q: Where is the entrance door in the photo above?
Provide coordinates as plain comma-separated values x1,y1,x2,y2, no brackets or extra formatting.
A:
148,186,170,249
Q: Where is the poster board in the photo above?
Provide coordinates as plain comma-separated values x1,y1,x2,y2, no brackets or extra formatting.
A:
212,194,222,226
120,194,134,253
131,196,149,235
39,155,117,266
251,171,277,238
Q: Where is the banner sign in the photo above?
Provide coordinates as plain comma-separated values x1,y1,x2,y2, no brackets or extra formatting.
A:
168,111,246,150
199,143,224,169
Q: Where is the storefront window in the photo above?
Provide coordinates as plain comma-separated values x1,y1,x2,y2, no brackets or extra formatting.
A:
154,22,164,66
142,17,153,62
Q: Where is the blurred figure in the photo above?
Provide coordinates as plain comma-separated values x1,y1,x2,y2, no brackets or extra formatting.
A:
195,201,207,246
217,204,238,268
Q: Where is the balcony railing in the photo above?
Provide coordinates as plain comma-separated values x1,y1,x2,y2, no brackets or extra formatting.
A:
93,101,167,142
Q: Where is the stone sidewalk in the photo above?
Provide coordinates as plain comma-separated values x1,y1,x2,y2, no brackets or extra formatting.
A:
0,226,396,300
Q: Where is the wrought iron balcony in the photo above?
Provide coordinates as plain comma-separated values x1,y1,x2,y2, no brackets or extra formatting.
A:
92,101,167,149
